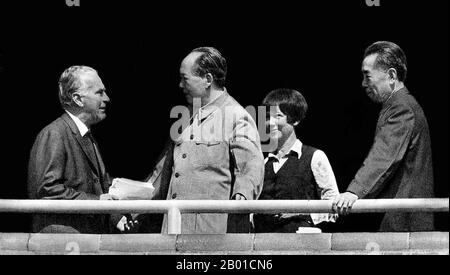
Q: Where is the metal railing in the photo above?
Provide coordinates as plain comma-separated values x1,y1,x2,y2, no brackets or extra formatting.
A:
0,198,448,234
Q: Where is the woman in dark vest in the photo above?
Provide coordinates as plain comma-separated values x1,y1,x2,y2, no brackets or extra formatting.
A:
254,88,339,233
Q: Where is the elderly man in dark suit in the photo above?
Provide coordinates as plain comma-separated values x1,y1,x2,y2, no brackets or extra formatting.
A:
28,65,124,234
333,41,435,231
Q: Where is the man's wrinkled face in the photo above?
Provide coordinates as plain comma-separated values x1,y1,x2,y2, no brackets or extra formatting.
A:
362,54,392,103
78,71,110,125
179,52,208,106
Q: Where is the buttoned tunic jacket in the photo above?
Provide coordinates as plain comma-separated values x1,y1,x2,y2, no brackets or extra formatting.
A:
149,90,264,233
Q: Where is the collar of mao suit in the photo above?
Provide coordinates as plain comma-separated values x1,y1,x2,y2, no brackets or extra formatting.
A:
195,88,230,123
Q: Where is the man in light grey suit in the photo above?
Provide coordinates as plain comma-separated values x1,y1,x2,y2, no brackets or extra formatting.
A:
147,47,264,234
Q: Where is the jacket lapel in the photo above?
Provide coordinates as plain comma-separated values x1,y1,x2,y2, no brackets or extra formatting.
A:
89,134,108,192
89,134,106,176
61,113,100,177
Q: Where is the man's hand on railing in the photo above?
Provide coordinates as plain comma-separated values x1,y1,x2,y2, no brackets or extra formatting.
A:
99,194,119,200
116,214,139,233
276,213,300,219
233,193,246,200
332,192,359,215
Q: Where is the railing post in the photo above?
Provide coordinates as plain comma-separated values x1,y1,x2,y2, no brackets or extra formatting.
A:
167,205,181,234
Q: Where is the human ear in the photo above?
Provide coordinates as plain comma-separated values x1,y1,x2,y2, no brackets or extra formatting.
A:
205,73,213,88
387,68,398,83
72,93,84,107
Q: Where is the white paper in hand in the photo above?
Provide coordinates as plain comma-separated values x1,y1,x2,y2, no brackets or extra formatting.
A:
109,178,155,200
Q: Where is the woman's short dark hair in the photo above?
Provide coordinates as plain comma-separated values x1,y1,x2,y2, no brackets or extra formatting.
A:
191,47,227,89
364,41,408,82
262,88,308,124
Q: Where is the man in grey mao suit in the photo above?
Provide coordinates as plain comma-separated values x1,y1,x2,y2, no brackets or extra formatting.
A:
146,47,264,234
333,41,435,232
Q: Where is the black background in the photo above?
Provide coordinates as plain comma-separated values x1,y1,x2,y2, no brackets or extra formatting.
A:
0,0,448,232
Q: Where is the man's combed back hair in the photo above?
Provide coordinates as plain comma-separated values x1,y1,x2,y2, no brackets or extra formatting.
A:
58,65,97,109
262,88,308,124
364,41,408,82
191,47,227,89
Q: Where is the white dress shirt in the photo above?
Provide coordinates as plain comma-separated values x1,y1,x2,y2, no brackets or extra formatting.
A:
264,139,339,224
66,110,89,137
66,111,127,229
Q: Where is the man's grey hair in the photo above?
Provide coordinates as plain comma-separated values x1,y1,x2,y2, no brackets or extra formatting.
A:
58,65,97,109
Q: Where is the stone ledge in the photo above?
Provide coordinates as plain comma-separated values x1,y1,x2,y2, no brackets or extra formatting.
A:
0,250,36,255
100,234,176,252
331,233,410,251
254,233,332,251
176,234,254,252
0,232,447,254
0,233,30,251
410,232,449,250
28,234,100,253
0,249,448,255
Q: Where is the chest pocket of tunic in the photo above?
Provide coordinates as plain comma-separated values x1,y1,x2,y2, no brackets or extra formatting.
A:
192,141,229,168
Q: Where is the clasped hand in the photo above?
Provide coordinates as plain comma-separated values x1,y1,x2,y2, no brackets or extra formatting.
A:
117,214,139,233
99,194,139,233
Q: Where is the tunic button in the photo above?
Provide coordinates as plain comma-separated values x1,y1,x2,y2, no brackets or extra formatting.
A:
175,172,180,178
172,193,177,199
190,134,194,140
182,154,187,159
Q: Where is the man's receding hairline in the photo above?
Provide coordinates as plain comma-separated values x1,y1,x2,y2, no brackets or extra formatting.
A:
180,51,202,75
363,53,383,71
189,51,203,74
77,70,101,92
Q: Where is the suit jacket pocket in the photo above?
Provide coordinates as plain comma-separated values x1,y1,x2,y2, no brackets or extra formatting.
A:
192,141,229,168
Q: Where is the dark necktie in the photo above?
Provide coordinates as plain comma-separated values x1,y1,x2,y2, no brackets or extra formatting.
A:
265,151,297,175
85,131,106,178
266,156,279,164
265,156,279,175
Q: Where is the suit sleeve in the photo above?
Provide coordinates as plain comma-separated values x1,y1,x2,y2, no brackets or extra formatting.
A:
29,129,99,200
347,102,415,198
146,138,174,200
229,113,265,200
